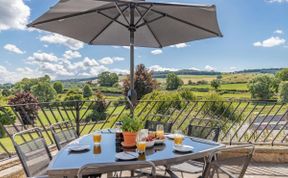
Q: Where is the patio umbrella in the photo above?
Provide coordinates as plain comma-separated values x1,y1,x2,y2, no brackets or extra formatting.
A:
28,0,222,107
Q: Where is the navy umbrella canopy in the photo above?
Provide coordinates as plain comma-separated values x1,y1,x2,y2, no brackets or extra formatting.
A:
29,0,222,106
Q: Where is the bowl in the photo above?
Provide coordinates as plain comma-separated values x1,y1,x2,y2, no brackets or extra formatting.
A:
146,140,155,148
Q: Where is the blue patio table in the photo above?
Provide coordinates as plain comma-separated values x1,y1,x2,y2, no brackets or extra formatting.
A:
47,131,224,177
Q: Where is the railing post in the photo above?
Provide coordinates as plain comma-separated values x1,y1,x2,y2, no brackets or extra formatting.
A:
75,100,80,136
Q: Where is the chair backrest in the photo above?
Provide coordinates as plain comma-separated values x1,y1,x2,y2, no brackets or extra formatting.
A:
144,120,173,133
187,124,221,142
12,127,52,177
203,144,255,178
77,161,156,178
50,121,78,150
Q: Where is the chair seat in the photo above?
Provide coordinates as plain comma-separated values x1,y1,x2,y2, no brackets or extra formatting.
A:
170,161,204,174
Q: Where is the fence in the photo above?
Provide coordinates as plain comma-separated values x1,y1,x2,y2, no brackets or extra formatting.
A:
0,99,287,161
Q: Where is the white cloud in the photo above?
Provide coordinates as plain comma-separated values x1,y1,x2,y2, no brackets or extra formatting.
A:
110,68,129,75
0,65,42,83
229,66,238,71
27,52,59,63
267,0,288,3
82,57,99,67
253,36,286,47
274,30,284,34
170,43,189,48
0,0,30,31
113,57,125,61
3,44,24,54
99,57,114,65
190,67,200,71
39,62,73,77
204,65,215,71
151,49,163,55
149,65,178,72
63,50,81,59
40,33,84,50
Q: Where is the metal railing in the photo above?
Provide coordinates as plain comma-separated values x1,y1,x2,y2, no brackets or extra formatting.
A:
0,99,287,161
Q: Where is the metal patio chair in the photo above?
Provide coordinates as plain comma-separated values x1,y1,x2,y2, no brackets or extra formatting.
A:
12,127,52,178
144,120,173,133
50,121,78,150
203,144,255,178
77,161,156,178
169,121,221,177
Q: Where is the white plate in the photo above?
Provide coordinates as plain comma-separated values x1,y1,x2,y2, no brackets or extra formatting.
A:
173,145,193,153
146,140,155,148
166,134,175,139
154,139,165,144
68,145,90,152
115,152,139,160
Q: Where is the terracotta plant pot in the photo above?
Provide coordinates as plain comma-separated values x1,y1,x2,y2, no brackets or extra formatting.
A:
122,132,137,146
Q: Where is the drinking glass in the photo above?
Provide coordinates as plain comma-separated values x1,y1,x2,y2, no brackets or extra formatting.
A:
174,130,184,146
93,145,102,154
93,132,102,145
136,131,147,154
156,124,164,138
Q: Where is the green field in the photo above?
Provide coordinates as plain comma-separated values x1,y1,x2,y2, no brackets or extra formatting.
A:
183,83,249,91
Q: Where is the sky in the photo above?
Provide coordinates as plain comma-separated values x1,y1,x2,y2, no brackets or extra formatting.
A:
0,0,287,84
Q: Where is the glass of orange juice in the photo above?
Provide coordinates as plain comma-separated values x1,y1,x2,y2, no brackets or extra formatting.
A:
137,141,147,154
174,130,184,147
136,131,147,154
93,133,102,145
156,124,164,138
93,145,102,154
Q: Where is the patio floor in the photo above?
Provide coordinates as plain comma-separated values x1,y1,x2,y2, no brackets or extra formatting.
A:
102,163,288,178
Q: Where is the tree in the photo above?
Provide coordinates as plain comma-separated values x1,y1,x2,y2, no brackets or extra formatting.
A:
0,108,16,137
279,81,288,103
2,89,11,97
211,79,221,90
248,75,275,100
98,72,119,87
83,84,93,98
14,75,51,92
216,75,223,80
85,91,107,121
123,64,158,100
31,82,57,102
8,92,39,125
276,68,288,81
53,81,64,94
166,73,183,90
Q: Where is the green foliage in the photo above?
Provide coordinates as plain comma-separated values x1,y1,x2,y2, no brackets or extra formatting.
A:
136,90,195,116
31,82,57,102
203,93,241,130
217,75,223,80
14,75,51,92
188,80,193,85
64,94,83,107
98,72,119,87
83,85,93,98
1,89,11,97
166,73,183,90
279,81,288,103
8,92,39,125
123,64,157,100
53,81,64,94
121,116,142,132
211,79,221,90
248,75,275,100
276,68,288,81
0,108,16,137
85,91,107,121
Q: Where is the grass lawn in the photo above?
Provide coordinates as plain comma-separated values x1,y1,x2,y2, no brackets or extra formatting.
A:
182,83,249,91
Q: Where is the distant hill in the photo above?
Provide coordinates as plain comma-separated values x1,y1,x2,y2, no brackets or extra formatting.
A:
233,68,282,74
56,68,283,83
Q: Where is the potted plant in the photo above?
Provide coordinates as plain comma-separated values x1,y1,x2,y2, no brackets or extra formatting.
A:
121,116,142,147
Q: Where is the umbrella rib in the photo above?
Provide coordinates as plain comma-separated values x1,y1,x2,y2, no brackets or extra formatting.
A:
143,19,162,48
89,6,129,44
135,5,153,27
115,2,130,26
98,11,129,29
28,4,124,27
139,5,221,37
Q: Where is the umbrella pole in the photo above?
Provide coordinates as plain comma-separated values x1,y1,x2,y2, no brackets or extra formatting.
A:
129,4,136,117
